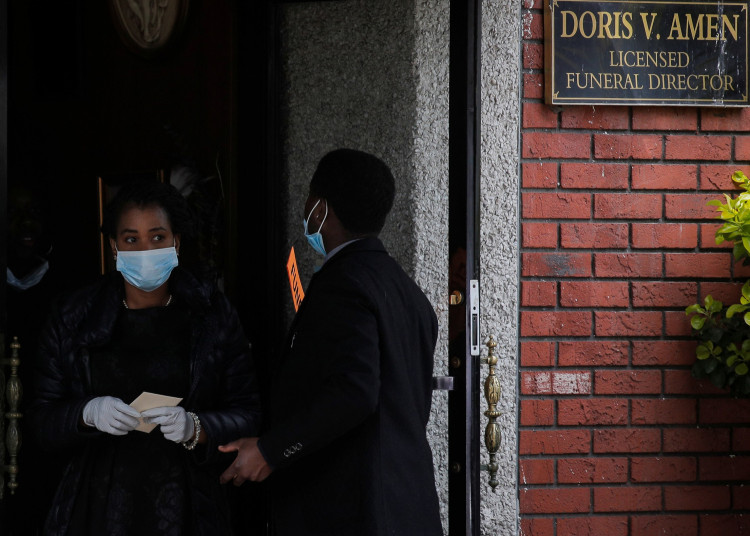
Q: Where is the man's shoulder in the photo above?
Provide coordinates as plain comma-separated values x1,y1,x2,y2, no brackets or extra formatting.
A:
321,244,432,307
322,243,399,283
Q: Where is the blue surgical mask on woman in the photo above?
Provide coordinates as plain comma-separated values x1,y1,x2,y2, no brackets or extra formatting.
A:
303,200,328,256
115,242,179,292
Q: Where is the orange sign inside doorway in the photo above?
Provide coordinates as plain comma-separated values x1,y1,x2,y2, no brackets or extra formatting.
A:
286,247,305,312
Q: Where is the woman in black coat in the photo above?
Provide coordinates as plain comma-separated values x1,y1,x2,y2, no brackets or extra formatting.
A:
28,181,261,536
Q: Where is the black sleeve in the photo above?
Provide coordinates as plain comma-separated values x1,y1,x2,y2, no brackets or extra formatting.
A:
259,279,380,469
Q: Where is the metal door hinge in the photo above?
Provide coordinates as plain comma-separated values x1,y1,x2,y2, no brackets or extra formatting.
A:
432,376,455,391
470,279,479,356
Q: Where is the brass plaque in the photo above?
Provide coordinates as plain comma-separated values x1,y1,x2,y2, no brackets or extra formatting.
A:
545,0,749,106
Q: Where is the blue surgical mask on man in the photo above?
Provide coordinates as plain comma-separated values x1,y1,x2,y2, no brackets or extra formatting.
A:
7,258,49,291
303,199,328,256
115,241,179,292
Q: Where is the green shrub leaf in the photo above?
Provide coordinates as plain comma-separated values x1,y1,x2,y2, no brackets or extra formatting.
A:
696,343,712,360
688,171,750,396
732,170,748,184
710,367,727,388
727,304,748,318
703,358,719,374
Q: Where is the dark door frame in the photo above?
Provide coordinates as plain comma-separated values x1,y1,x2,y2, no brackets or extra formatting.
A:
0,0,7,334
236,1,286,383
233,3,287,533
0,0,8,525
448,0,482,535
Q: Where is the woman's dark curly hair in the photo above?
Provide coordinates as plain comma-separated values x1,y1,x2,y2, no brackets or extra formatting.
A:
101,180,195,240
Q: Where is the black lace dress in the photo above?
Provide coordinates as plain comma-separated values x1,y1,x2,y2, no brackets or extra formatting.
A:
69,304,193,536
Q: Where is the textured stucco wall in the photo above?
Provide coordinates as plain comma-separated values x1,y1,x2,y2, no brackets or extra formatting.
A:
411,1,451,528
480,2,521,535
279,0,451,531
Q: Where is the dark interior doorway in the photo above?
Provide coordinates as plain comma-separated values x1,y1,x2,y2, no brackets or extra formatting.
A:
1,2,282,533
2,1,485,534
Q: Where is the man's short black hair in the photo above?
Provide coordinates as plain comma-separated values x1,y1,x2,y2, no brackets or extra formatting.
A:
310,148,395,235
101,180,195,240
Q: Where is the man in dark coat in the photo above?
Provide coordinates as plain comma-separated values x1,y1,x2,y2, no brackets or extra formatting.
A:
220,148,443,535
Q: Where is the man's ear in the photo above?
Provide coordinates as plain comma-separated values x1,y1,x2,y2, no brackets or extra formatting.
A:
175,234,181,255
109,237,117,259
312,197,327,222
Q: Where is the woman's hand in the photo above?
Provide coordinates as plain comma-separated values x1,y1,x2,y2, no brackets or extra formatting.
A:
141,406,194,443
82,396,141,436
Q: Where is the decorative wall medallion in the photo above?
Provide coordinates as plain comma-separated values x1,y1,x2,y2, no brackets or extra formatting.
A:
110,0,189,56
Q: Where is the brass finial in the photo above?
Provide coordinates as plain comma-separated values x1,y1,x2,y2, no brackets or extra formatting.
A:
482,335,501,490
3,336,23,494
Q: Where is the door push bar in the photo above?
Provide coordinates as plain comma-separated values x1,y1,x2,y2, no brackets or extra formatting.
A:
0,335,22,499
434,336,501,490
481,334,501,491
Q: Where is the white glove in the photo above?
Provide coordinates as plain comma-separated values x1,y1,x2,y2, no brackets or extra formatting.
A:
141,406,194,443
82,396,141,436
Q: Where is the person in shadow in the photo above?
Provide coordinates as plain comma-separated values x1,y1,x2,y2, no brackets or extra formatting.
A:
5,183,64,536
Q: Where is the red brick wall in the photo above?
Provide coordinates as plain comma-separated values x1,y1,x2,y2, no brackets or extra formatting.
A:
519,2,750,534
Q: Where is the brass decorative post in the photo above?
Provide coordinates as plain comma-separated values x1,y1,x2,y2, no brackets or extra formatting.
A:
4,336,22,495
481,335,501,490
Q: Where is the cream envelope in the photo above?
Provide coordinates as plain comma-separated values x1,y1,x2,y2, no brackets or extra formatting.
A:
130,392,183,433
